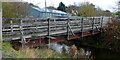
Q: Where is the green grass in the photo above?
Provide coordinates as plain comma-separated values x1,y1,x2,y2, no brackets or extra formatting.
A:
2,42,28,58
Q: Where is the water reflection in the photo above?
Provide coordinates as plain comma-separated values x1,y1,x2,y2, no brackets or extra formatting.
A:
47,43,120,58
47,43,63,53
47,43,93,58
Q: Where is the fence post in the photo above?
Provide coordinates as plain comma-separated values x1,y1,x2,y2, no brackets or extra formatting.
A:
35,18,38,34
101,17,103,28
67,17,70,40
100,16,104,32
47,18,50,44
91,17,94,34
80,17,84,37
54,18,57,31
20,19,25,48
10,20,13,41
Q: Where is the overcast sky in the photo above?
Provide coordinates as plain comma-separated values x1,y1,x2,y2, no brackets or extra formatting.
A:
23,0,118,12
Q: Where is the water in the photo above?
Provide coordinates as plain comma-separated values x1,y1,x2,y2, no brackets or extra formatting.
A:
47,43,69,54
48,43,120,59
47,43,64,53
78,45,120,59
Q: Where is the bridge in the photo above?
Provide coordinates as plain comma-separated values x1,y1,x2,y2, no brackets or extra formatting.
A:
2,16,111,50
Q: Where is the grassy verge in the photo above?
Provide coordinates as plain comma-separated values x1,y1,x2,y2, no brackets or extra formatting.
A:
2,42,28,58
2,42,70,58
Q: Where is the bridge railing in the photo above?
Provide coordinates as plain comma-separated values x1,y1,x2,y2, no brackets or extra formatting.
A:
2,16,111,41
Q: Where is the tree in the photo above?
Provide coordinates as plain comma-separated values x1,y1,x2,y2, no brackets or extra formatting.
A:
2,2,30,18
102,10,112,16
57,2,66,12
95,8,112,16
95,7,103,16
2,2,30,24
117,1,120,19
66,5,80,16
79,2,95,17
47,6,56,10
2,2,17,18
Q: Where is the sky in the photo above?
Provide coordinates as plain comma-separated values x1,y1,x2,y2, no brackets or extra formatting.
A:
23,0,118,12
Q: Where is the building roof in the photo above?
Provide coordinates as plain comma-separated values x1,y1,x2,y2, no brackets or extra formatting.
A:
31,5,67,15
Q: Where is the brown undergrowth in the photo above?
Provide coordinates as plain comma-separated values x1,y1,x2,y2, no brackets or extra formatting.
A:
103,18,120,52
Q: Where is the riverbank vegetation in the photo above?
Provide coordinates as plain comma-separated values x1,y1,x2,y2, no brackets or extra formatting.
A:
2,42,70,58
103,19,120,52
78,18,120,52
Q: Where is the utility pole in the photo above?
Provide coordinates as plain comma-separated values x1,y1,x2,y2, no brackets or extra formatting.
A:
45,0,50,45
45,0,48,18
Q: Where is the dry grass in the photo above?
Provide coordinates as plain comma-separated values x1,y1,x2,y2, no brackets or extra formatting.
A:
103,19,120,51
20,47,39,58
20,46,70,58
37,46,70,58
2,42,70,58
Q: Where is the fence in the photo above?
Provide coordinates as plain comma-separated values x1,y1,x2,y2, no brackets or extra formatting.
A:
2,16,111,42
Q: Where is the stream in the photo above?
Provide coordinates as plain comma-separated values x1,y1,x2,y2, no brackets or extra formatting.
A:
47,42,120,59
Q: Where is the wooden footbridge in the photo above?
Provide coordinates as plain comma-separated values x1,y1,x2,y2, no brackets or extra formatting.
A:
2,16,111,50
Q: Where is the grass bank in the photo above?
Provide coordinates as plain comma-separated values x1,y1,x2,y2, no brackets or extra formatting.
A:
2,42,70,58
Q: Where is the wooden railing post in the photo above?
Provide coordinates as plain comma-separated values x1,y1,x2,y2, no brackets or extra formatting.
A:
80,17,84,37
67,17,70,40
35,18,38,34
100,16,104,32
91,17,94,34
47,18,50,44
10,20,13,40
54,18,57,31
20,19,26,48
92,17,94,30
